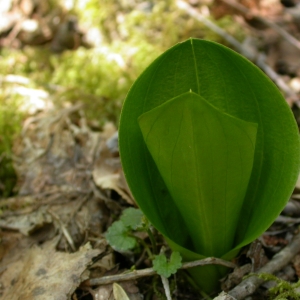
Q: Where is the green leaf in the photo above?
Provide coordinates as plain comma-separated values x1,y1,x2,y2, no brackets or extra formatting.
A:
138,91,257,257
119,38,300,291
153,252,182,278
120,207,144,230
105,220,136,251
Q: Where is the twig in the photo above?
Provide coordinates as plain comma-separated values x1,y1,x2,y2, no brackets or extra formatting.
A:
161,276,172,300
228,231,300,299
48,209,76,252
176,0,298,102
182,257,236,269
84,257,236,286
275,215,300,224
220,0,300,51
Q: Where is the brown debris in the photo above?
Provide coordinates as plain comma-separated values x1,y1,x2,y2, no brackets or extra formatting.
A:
2,1,300,299
0,238,100,300
0,0,83,51
292,253,300,277
246,240,269,272
0,103,136,299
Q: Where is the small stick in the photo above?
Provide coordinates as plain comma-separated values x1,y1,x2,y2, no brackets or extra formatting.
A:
161,275,172,300
48,209,76,252
84,257,236,286
228,231,300,299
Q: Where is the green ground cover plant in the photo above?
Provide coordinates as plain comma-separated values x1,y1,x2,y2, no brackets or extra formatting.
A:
106,207,183,279
119,38,300,293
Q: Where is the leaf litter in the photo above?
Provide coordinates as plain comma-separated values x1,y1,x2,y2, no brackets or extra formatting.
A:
0,104,141,299
2,0,300,299
1,83,300,300
0,238,100,300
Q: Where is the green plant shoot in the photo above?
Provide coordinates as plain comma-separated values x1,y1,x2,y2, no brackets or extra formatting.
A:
119,38,300,292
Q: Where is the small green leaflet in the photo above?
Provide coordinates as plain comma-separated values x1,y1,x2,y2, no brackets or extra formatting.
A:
153,252,182,278
105,220,136,251
121,207,144,230
105,208,144,251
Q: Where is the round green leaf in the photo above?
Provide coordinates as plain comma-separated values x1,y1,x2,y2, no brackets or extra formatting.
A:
120,207,144,230
105,220,136,251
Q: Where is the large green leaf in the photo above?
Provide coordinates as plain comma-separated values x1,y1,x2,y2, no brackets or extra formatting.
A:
119,38,300,291
138,91,258,257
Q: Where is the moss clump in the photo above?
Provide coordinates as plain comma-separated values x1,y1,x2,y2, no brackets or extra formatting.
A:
249,273,300,300
0,94,25,197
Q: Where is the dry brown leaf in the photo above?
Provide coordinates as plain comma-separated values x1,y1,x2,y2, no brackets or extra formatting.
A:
0,206,52,235
246,239,269,272
0,238,100,300
93,280,142,300
93,167,134,205
221,264,251,291
113,283,130,300
92,125,134,205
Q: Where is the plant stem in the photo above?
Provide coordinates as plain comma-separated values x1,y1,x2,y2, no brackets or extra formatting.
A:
134,235,153,259
182,272,212,300
147,227,158,254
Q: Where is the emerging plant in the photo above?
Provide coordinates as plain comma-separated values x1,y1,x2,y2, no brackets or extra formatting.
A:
105,207,145,252
119,38,300,292
106,207,182,278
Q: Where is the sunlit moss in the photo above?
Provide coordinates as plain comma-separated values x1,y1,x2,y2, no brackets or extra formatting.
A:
248,273,300,300
0,93,25,197
0,0,246,195
48,40,161,123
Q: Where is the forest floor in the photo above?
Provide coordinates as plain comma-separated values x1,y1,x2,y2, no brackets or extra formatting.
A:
1,0,300,299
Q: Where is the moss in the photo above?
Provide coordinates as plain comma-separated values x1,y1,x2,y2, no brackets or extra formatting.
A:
0,0,246,195
0,94,24,197
247,273,300,300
